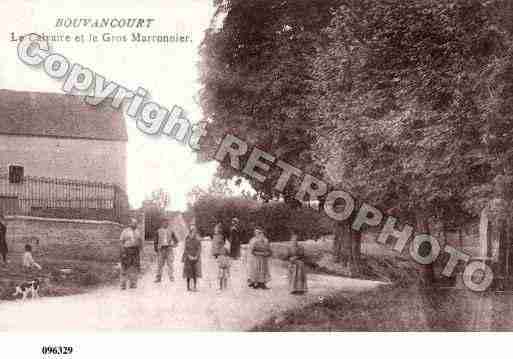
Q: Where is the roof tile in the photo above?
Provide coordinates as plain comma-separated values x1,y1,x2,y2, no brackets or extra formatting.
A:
0,89,128,141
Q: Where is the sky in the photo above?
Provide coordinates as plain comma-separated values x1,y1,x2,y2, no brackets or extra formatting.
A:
0,0,219,211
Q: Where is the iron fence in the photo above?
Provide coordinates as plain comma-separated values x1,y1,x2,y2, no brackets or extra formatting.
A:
0,174,128,223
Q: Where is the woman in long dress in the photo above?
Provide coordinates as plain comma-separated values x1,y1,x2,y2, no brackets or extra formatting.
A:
287,233,308,294
247,227,272,289
229,218,242,259
182,224,202,291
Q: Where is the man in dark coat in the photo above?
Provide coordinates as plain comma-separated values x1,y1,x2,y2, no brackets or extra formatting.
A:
0,214,8,265
229,218,242,259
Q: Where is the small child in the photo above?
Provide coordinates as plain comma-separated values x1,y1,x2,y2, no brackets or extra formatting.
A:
22,244,42,271
217,246,231,291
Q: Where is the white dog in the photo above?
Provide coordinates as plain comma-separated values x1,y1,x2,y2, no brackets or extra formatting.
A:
12,279,41,301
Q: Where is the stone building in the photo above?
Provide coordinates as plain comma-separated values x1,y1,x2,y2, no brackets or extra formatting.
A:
0,89,128,188
0,89,129,256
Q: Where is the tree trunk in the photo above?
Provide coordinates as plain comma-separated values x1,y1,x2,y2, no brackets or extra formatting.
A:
415,211,435,285
333,221,345,263
318,195,326,213
350,230,362,275
342,223,353,266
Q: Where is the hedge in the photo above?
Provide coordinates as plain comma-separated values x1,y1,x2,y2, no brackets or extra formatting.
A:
192,195,334,243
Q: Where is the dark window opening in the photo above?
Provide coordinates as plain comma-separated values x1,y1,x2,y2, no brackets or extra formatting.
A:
9,165,24,184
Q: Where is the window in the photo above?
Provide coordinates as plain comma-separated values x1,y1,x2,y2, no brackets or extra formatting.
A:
9,165,24,184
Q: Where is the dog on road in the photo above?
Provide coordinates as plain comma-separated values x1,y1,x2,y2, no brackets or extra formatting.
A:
12,279,41,301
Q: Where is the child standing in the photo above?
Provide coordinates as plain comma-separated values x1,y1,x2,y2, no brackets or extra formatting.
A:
182,225,202,291
211,223,225,259
217,246,231,291
22,244,42,271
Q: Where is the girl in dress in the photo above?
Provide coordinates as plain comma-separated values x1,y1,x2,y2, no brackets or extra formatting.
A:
182,225,202,291
217,246,231,291
22,244,42,271
211,223,225,259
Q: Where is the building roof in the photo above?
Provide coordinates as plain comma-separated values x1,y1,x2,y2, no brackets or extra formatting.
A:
0,89,128,142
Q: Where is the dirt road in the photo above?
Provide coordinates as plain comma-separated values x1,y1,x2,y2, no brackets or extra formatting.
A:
0,242,382,331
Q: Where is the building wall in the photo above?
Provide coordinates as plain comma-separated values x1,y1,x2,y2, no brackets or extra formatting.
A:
0,134,127,189
4,215,125,262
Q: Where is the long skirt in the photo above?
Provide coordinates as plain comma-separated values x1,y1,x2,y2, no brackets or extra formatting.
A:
183,258,202,279
248,255,271,284
288,260,307,293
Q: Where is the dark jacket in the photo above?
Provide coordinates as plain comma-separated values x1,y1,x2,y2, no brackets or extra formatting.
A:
229,225,242,258
182,235,202,278
0,222,7,253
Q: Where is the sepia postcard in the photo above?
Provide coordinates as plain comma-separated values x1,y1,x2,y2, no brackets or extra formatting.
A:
1,0,513,356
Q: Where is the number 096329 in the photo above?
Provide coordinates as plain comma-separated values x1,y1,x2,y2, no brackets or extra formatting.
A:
41,346,73,355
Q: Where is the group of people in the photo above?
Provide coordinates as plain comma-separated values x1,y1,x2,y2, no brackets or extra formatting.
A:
120,216,308,295
1,213,307,295
118,217,205,291
152,217,242,292
213,219,308,294
245,226,307,294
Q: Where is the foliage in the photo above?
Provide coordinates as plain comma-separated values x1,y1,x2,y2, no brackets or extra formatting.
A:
192,194,332,242
311,0,513,227
198,0,344,203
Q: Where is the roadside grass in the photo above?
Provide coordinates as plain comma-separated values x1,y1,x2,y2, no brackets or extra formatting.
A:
271,237,420,286
253,283,508,331
252,285,425,331
256,238,432,331
0,244,121,301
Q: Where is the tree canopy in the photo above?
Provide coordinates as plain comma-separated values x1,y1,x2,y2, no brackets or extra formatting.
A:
198,0,343,203
199,0,513,227
311,0,513,226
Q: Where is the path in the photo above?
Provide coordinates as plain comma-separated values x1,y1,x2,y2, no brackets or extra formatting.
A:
0,242,383,331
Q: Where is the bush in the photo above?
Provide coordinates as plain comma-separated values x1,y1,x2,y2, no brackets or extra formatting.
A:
79,272,101,287
193,195,333,242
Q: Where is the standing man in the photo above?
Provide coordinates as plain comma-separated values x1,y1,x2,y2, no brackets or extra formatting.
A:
154,218,179,283
120,218,143,290
0,214,8,266
229,217,242,259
